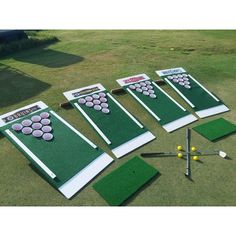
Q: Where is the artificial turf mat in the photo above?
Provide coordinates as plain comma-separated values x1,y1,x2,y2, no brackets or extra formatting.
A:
0,102,113,198
93,156,159,206
156,68,229,117
1,107,104,188
63,84,155,158
193,118,236,141
117,75,193,126
70,91,146,149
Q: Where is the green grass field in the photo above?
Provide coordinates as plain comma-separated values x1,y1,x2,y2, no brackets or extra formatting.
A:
0,30,236,206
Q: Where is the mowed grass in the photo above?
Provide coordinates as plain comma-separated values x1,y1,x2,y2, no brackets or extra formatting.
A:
0,30,236,206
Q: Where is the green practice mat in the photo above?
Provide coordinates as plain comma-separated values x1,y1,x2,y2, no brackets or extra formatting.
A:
93,156,159,206
156,67,229,118
0,101,113,198
193,118,236,141
63,84,155,158
116,74,197,132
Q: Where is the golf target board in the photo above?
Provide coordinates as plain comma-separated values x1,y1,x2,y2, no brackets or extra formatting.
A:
116,74,197,132
156,68,230,118
0,101,113,199
63,84,155,158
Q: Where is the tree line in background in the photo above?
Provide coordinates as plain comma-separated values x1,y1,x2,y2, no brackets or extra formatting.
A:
0,31,58,57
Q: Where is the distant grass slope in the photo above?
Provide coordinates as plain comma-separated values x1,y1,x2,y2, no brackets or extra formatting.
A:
0,30,235,206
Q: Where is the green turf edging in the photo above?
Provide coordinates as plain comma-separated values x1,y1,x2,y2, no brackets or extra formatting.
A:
93,156,159,206
193,118,236,141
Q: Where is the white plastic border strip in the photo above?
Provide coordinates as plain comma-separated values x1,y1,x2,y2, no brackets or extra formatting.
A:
195,104,229,118
49,110,97,149
127,88,161,121
63,83,106,101
107,93,143,129
155,67,186,77
116,73,149,86
5,129,56,179
58,152,113,199
112,131,155,158
0,101,48,128
151,81,186,111
162,114,198,133
74,103,111,145
163,78,195,108
188,74,220,102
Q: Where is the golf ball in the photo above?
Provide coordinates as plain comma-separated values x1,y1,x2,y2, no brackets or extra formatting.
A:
177,153,183,158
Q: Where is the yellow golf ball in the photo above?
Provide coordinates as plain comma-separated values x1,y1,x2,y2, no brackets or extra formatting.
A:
193,156,199,161
177,145,183,151
191,146,197,152
177,153,183,158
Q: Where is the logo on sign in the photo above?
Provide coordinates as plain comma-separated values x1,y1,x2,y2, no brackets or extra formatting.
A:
162,69,183,75
2,105,41,124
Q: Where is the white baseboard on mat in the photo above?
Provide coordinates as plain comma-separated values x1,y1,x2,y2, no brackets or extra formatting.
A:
112,131,156,158
59,153,113,199
195,104,229,118
162,114,198,133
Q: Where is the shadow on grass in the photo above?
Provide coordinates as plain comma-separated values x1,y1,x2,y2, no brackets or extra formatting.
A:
196,159,204,164
212,132,236,143
29,163,62,198
185,174,194,182
0,64,51,108
12,47,84,68
121,173,161,206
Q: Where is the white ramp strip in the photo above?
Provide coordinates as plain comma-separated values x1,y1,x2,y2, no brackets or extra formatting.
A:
50,110,97,149
164,78,195,108
127,88,161,121
162,114,198,133
107,93,143,128
112,131,156,158
59,153,113,199
5,129,56,179
195,104,230,118
188,74,220,102
151,82,186,111
74,103,111,145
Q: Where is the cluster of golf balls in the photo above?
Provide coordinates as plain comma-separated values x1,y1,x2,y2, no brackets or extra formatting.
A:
11,112,54,141
128,80,157,99
167,74,191,89
78,92,110,114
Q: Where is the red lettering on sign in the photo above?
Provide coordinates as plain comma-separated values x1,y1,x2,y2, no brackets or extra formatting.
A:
124,76,145,84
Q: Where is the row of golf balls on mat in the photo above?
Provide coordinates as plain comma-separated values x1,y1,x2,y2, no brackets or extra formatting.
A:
128,80,157,98
11,112,54,141
167,74,192,89
78,92,110,114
